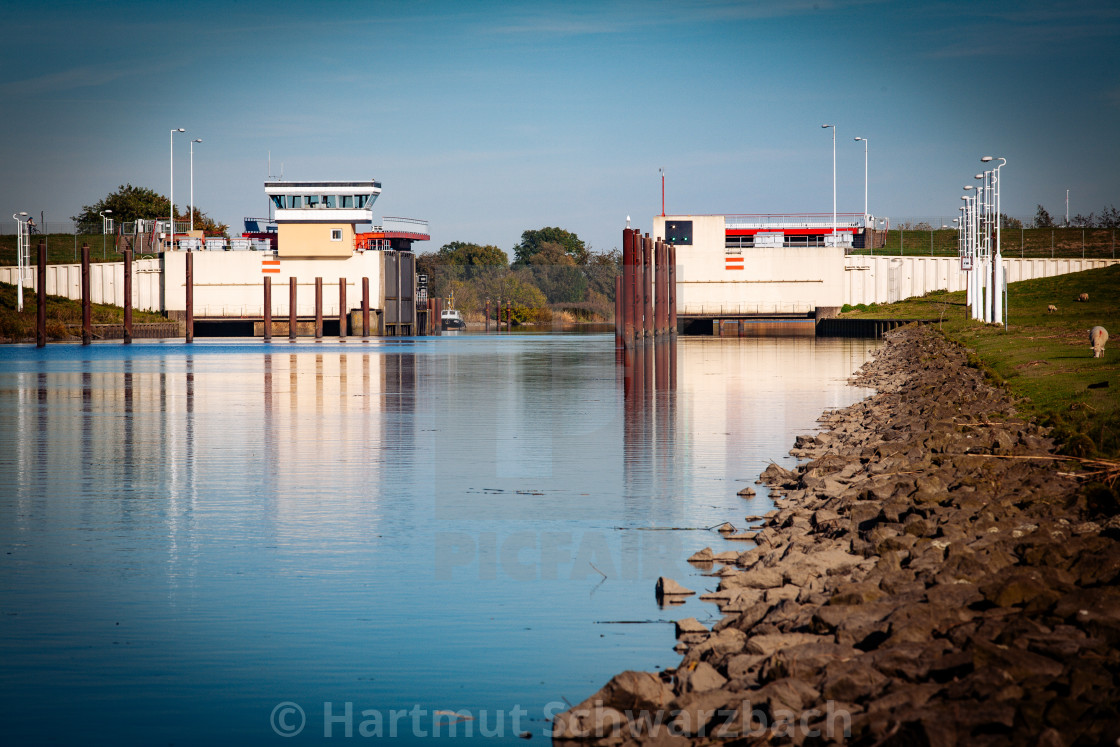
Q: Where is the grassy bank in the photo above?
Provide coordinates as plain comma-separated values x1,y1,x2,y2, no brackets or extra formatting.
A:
0,281,167,342
841,264,1119,459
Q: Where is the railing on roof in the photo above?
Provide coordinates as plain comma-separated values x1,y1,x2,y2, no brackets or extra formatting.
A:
724,213,867,230
381,216,429,235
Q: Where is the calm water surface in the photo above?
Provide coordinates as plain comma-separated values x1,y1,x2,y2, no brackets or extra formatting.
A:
0,334,877,744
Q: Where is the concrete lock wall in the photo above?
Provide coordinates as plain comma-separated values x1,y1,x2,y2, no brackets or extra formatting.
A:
0,259,163,311
653,214,846,316
843,256,1120,307
162,251,384,317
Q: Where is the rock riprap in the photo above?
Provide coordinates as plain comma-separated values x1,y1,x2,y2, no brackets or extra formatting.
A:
554,325,1120,746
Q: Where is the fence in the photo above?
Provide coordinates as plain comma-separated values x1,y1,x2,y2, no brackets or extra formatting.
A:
852,227,1117,259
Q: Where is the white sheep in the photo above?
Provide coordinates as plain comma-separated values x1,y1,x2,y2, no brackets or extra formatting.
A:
1047,304,1057,313
1090,326,1108,358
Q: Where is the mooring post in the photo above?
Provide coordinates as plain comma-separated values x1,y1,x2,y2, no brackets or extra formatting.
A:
643,234,654,339
314,277,323,339
338,278,347,339
629,230,641,344
435,297,443,335
36,239,46,348
614,274,623,347
123,243,133,344
289,277,297,341
506,301,511,332
668,242,677,334
185,251,194,344
621,228,634,345
81,243,91,345
485,300,491,333
263,277,272,341
362,277,370,337
656,238,667,336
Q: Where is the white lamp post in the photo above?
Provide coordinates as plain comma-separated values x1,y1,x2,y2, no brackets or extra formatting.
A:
170,128,185,250
99,209,113,259
983,156,1007,326
12,212,29,312
190,138,202,232
854,136,868,223
821,124,836,244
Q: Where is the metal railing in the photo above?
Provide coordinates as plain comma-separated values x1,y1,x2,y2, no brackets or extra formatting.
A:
380,217,429,235
725,212,866,230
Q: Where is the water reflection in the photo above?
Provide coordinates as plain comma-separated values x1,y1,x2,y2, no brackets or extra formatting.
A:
0,336,877,745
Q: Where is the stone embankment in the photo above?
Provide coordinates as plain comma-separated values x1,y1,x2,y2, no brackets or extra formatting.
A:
555,325,1120,746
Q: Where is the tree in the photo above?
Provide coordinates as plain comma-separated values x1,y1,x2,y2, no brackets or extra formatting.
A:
1099,205,1120,229
477,269,550,324
512,227,589,266
583,249,621,301
999,213,1023,230
435,241,509,278
518,241,587,303
1034,204,1055,228
72,184,226,236
1070,212,1095,228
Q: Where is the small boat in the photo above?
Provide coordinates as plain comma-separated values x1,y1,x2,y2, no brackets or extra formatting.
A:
441,309,466,330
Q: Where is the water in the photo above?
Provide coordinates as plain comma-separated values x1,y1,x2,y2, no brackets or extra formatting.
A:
0,334,877,744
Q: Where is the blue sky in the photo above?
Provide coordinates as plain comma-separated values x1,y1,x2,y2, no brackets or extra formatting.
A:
1,0,1118,253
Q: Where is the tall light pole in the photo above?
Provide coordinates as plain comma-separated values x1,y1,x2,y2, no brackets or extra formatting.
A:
983,156,1007,326
1065,188,1069,227
821,124,836,243
190,138,202,232
99,209,113,260
170,128,185,250
854,136,868,222
12,212,29,312
963,186,978,320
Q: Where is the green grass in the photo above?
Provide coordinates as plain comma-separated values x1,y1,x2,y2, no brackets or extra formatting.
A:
0,281,167,342
841,264,1120,460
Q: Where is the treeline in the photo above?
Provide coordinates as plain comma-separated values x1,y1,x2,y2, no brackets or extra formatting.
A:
1033,204,1120,229
416,227,620,324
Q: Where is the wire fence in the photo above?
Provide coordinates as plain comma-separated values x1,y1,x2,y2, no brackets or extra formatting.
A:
852,226,1118,259
0,221,124,265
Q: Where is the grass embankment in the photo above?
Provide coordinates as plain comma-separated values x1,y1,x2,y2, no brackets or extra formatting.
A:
0,233,124,265
841,264,1119,461
0,281,167,342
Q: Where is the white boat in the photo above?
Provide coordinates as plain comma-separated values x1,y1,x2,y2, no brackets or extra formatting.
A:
441,309,466,330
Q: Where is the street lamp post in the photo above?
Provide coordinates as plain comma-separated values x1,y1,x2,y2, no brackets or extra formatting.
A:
99,209,113,259
983,156,1007,326
170,128,185,251
190,138,202,232
854,136,869,223
12,212,29,312
963,187,979,320
821,124,836,244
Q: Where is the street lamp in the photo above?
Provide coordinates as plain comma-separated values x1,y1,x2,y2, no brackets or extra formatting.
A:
821,124,836,244
170,128,185,250
12,212,29,312
190,138,202,233
99,209,113,259
982,156,1007,325
854,136,869,222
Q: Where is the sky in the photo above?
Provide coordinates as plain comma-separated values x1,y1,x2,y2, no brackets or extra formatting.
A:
1,0,1118,253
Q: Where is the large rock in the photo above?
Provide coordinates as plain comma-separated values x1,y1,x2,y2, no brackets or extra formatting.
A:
656,577,694,597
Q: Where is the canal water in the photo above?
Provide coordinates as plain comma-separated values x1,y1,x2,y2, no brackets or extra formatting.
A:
0,334,876,745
